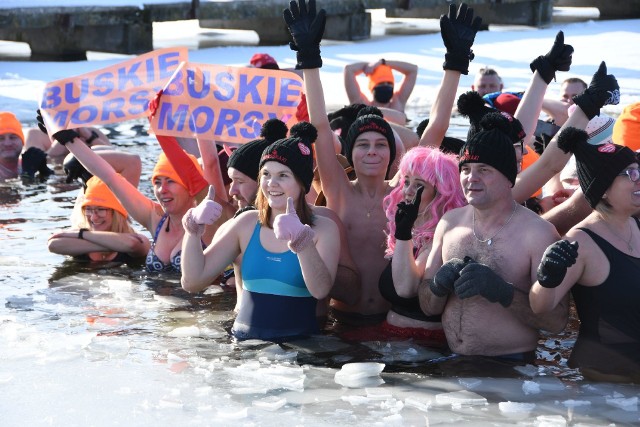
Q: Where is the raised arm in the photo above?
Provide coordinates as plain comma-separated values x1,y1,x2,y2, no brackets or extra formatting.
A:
385,60,418,107
344,62,370,105
516,31,574,149
513,61,620,203
420,2,482,148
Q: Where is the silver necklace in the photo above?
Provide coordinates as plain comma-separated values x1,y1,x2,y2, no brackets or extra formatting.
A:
472,201,517,246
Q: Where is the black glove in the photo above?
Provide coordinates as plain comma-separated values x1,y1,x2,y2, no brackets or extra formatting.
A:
394,186,424,241
430,257,469,297
283,0,326,70
533,132,552,156
439,3,482,75
530,31,574,84
36,109,79,145
572,61,620,120
537,240,579,288
21,147,53,180
63,155,93,187
454,258,514,307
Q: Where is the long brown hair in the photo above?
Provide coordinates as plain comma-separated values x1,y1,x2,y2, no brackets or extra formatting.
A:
256,177,313,228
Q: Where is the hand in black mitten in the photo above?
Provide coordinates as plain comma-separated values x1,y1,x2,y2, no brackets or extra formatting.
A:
572,61,620,120
394,186,424,241
537,240,579,288
36,109,79,145
454,258,514,307
283,0,326,69
64,155,93,186
439,2,482,75
20,147,49,179
430,257,469,297
530,31,574,84
533,132,553,156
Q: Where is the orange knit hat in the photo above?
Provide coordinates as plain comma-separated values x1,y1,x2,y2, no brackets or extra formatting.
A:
82,176,127,218
612,102,640,152
151,151,202,189
0,112,25,144
368,64,394,92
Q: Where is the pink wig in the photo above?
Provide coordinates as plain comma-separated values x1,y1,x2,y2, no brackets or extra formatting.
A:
383,146,466,257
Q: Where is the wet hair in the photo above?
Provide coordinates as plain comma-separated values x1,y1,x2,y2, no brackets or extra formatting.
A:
382,147,466,257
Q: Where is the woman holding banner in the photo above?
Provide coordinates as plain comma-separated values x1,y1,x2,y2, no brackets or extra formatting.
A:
36,111,213,274
180,123,340,341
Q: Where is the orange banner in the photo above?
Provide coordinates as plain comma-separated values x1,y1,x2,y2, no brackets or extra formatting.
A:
149,62,303,143
39,47,189,134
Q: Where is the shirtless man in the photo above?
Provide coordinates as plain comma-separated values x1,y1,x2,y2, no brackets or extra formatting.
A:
343,59,417,124
418,117,568,358
472,67,503,96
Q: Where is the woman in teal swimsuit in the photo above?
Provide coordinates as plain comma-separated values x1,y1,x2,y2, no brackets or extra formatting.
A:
181,123,340,341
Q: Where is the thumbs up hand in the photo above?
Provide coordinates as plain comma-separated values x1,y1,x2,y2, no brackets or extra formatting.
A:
182,186,222,236
273,197,316,253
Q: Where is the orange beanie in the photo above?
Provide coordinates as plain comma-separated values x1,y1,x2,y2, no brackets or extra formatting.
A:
368,64,394,92
0,112,24,144
82,177,128,218
612,102,640,152
151,151,202,189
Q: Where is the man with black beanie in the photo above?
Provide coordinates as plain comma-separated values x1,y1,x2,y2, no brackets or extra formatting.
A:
418,114,568,361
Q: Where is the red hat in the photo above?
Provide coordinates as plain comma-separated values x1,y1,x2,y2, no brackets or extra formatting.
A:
249,53,279,70
493,93,521,117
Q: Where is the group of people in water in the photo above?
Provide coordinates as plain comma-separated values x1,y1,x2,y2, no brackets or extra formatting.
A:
2,1,639,383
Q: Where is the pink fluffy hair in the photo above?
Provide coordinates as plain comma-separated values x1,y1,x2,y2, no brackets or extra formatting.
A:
383,146,466,257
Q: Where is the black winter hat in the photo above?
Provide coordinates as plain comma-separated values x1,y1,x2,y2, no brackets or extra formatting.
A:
228,118,288,181
259,121,317,193
556,126,637,208
458,91,526,144
344,110,396,178
458,113,518,186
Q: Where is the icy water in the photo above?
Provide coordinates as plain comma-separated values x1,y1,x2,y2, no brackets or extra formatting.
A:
1,122,639,426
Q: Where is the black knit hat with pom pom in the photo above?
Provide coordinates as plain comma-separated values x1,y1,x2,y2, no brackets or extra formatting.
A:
260,121,317,193
228,118,288,181
458,112,518,186
457,91,526,144
556,126,637,208
343,108,396,178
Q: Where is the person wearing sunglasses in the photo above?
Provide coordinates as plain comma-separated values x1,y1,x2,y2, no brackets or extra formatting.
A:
529,126,640,383
48,176,150,263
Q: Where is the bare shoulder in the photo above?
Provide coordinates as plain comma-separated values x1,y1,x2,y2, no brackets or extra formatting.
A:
440,205,469,226
519,205,559,240
312,212,339,235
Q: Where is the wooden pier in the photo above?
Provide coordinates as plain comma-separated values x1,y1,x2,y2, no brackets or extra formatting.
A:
0,0,559,61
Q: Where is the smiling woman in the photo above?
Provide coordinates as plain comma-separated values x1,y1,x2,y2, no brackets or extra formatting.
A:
47,175,151,263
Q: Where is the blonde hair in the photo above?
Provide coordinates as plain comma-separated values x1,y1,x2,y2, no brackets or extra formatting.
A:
79,207,135,234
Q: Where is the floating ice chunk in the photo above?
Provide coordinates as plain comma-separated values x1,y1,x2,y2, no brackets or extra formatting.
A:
523,380,541,395
335,362,385,388
366,388,393,400
383,413,403,423
435,390,488,407
404,396,432,412
561,399,591,407
224,362,305,393
606,395,638,411
514,364,540,377
203,285,224,295
458,378,482,389
216,407,248,419
341,395,372,405
167,326,200,338
499,401,536,413
252,396,287,411
535,415,567,427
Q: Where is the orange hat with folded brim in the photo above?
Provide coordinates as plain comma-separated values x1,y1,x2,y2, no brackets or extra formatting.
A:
613,102,640,152
82,176,128,218
368,64,394,92
151,151,202,190
0,111,25,145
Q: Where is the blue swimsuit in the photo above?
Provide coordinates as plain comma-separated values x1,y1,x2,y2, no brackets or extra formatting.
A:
232,222,318,341
146,214,182,273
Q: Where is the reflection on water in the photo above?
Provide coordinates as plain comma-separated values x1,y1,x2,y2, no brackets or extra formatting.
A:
1,123,639,426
